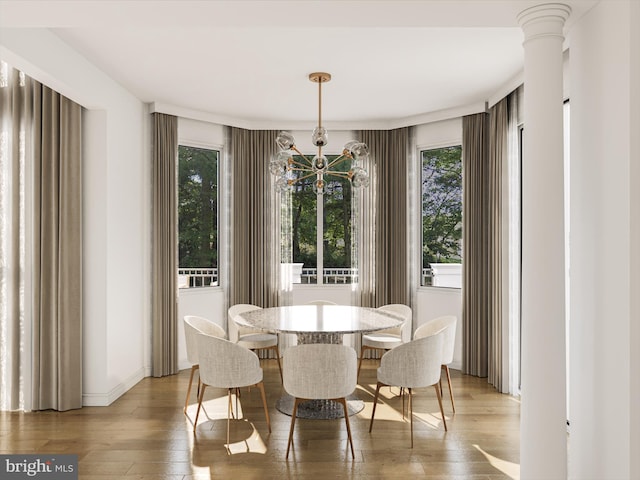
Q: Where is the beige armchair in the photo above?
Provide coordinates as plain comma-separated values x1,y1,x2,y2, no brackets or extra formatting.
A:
369,331,447,448
283,343,357,459
357,304,412,378
228,303,282,382
193,331,271,453
414,315,457,412
183,315,226,415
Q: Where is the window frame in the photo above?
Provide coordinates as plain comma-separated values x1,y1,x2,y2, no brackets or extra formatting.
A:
287,153,355,286
177,141,223,290
417,142,463,290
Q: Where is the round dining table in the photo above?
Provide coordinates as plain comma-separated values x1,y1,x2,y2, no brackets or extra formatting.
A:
237,304,404,419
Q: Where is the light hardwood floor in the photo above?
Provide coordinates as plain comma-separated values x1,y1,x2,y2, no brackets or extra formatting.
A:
0,359,520,479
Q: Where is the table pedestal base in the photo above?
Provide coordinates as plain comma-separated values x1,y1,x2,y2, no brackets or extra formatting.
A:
275,394,364,419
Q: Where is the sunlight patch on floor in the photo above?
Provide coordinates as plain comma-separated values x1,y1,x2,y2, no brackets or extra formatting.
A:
412,410,447,429
225,422,268,455
185,393,243,424
474,444,520,480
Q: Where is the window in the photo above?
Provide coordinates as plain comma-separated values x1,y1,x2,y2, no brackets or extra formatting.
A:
289,155,354,284
421,145,463,287
177,145,219,287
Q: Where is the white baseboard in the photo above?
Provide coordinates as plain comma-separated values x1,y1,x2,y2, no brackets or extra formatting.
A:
82,367,145,406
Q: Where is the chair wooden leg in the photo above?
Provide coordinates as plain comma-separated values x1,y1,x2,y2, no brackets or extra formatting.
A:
273,345,283,383
196,378,202,401
409,388,413,448
184,365,198,414
257,381,271,433
444,365,455,413
434,384,448,432
286,398,301,459
337,397,355,459
226,389,233,452
369,382,383,432
227,388,236,420
357,347,365,378
402,387,406,420
357,346,374,378
193,384,207,434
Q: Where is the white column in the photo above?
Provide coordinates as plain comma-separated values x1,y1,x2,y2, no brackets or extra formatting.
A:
517,4,570,479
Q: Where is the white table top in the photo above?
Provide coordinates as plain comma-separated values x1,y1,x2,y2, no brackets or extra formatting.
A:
236,304,403,335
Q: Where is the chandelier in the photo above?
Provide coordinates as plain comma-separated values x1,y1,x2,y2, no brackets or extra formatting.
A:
270,72,370,195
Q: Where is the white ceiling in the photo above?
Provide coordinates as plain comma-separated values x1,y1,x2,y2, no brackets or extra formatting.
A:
0,0,597,129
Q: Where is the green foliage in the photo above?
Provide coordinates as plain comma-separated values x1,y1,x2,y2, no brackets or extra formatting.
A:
290,171,317,268
290,155,352,269
178,145,218,268
422,146,462,267
323,158,352,268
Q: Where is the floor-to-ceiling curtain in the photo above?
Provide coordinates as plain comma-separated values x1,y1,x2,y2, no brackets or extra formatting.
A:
151,113,178,377
462,112,490,378
356,128,411,308
462,95,512,391
228,128,279,308
0,62,83,411
488,97,508,391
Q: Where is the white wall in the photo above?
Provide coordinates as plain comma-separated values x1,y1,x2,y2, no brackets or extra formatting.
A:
568,1,639,477
1,29,150,406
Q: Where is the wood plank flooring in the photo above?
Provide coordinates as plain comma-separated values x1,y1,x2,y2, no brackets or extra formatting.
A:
0,359,520,479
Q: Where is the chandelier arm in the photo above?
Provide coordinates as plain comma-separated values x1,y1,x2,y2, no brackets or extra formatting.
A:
292,171,318,183
290,146,313,166
288,166,313,173
326,155,350,169
325,171,352,179
288,159,312,170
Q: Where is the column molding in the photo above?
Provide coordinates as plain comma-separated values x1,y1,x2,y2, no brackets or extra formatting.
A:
517,3,570,479
517,3,571,44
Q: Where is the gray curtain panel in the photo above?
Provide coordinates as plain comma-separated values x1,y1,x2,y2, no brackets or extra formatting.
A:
151,113,178,377
462,112,490,378
488,97,508,391
1,64,34,411
228,128,280,308
0,68,84,411
357,128,411,308
0,64,122,411
462,98,510,387
28,79,83,411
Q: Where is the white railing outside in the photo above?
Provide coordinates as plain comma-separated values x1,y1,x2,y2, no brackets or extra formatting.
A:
177,265,459,288
178,268,218,288
300,268,357,284
422,267,433,286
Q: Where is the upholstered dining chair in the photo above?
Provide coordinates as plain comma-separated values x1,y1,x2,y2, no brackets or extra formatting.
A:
183,315,226,416
369,331,447,448
193,331,271,452
357,304,412,378
228,303,283,382
283,343,357,459
414,315,458,413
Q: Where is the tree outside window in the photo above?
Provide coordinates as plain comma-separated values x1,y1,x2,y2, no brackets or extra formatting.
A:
421,146,462,287
289,155,353,284
178,145,219,287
